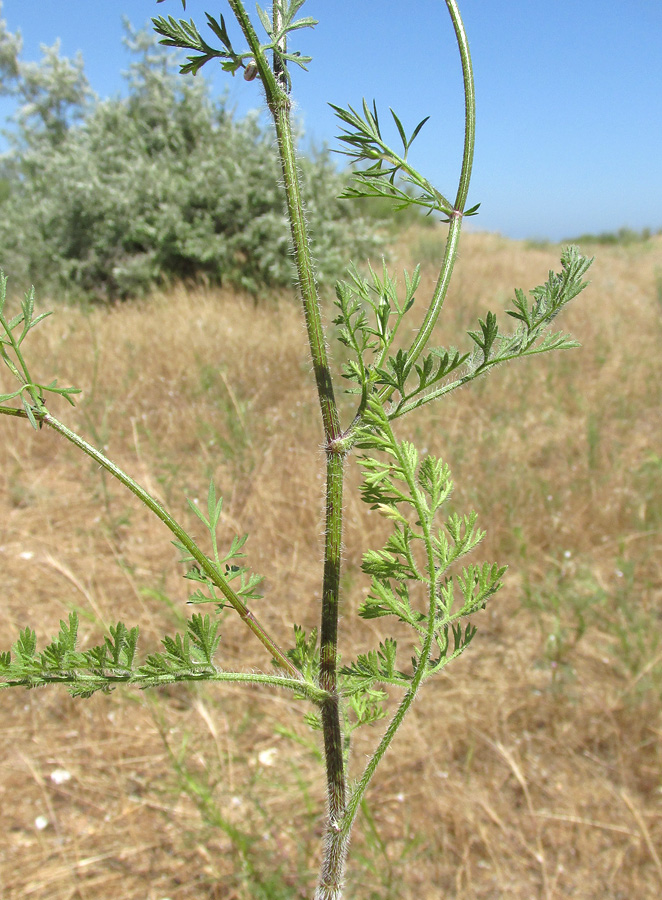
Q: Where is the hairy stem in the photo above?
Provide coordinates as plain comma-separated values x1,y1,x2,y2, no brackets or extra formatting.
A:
271,79,349,900
315,447,348,900
1,667,326,701
227,3,348,893
271,100,341,442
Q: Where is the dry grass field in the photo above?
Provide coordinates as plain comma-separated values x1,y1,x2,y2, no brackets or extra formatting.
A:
1,229,661,899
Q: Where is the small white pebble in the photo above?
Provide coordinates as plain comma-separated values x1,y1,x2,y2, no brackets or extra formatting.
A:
50,768,71,785
35,815,49,831
258,747,278,767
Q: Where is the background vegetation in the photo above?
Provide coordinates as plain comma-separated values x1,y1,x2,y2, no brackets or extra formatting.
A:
0,22,386,301
0,227,660,898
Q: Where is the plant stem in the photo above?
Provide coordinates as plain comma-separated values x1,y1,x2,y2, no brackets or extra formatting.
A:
226,4,349,893
315,448,347,899
398,0,475,377
0,404,301,680
227,0,341,441
268,78,350,900
0,309,36,388
268,63,349,900
230,4,351,894
1,667,326,701
447,0,476,213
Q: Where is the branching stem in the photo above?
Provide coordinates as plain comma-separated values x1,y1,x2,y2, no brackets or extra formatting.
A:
0,404,301,680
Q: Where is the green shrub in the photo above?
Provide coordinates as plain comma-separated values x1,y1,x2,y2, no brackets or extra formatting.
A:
563,226,659,246
0,25,381,301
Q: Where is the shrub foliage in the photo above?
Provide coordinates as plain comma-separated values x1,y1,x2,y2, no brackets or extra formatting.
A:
0,21,380,301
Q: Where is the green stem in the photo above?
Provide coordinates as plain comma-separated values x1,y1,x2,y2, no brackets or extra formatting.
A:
268,60,349,900
317,448,347,876
227,4,349,894
1,669,326,702
0,310,32,386
448,0,476,213
401,0,475,375
268,83,349,900
227,1,341,443
400,214,463,379
0,405,301,680
271,101,341,441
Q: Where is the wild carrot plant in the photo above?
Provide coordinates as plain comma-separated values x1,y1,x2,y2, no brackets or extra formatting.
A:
0,2,592,897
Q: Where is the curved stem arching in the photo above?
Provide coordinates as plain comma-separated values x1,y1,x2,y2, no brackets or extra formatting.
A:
400,0,476,377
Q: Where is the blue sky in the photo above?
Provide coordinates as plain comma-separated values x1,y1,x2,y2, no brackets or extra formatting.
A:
1,0,661,241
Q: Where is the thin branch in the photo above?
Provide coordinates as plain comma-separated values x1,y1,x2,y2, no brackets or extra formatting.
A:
0,404,302,680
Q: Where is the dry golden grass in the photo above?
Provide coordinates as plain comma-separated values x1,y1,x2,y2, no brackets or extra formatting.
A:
1,229,661,899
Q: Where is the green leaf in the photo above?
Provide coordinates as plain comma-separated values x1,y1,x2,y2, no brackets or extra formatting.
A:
417,456,452,512
468,310,499,363
362,548,405,581
286,625,319,682
187,613,221,665
256,5,273,37
285,17,318,32
39,613,79,671
207,479,223,528
205,14,232,51
392,250,592,420
13,627,38,661
105,622,139,667
359,579,425,629
341,638,409,692
346,691,387,730
188,496,210,527
161,632,191,666
391,108,408,151
330,100,453,216
408,114,431,146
